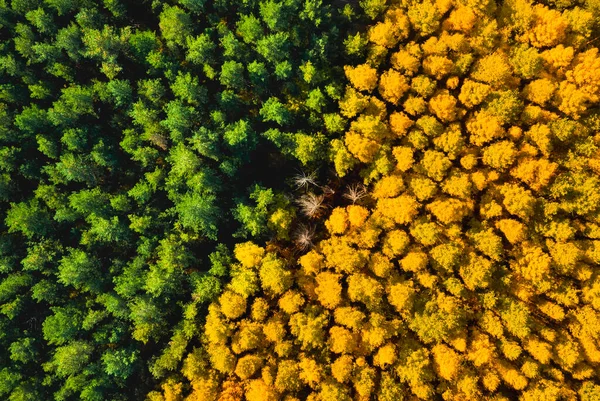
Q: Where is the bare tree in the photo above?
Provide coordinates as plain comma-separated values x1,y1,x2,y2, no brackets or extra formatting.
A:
293,224,316,250
292,170,318,190
321,185,335,197
296,193,326,218
343,183,368,204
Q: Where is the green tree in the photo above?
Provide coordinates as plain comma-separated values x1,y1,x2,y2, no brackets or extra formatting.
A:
175,191,219,239
42,307,83,346
129,297,166,344
220,60,245,89
237,14,264,43
5,200,52,238
9,337,38,364
259,0,297,31
256,32,290,63
186,32,215,65
260,97,291,126
57,248,105,293
159,6,192,47
101,348,139,379
46,341,94,378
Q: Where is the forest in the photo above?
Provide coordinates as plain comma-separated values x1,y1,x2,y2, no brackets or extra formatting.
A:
1,0,600,400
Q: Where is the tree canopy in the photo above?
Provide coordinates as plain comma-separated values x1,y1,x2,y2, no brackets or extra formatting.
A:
2,0,600,400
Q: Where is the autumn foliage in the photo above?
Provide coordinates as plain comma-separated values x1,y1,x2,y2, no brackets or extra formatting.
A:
149,0,600,400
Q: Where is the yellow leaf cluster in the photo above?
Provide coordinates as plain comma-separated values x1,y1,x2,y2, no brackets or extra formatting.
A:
157,1,600,400
378,69,410,104
344,64,378,92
